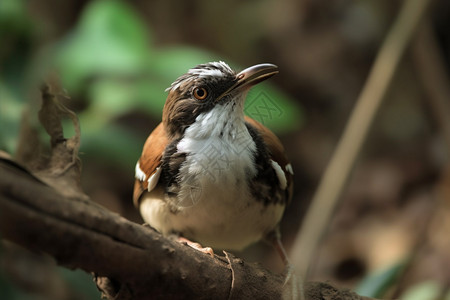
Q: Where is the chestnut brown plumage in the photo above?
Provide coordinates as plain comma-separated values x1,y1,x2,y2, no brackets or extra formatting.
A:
134,62,293,256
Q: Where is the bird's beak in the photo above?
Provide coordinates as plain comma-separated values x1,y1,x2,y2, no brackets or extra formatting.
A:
217,63,279,101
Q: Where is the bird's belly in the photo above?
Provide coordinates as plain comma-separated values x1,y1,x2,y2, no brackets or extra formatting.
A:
173,185,284,250
140,133,284,250
140,182,285,250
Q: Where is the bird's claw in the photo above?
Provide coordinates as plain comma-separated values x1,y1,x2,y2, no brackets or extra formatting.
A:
178,237,214,256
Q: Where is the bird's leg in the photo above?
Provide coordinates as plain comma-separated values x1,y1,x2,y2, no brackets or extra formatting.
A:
266,228,293,279
266,228,304,300
142,224,215,256
177,236,214,257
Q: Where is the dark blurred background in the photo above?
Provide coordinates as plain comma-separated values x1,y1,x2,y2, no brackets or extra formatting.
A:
1,0,450,299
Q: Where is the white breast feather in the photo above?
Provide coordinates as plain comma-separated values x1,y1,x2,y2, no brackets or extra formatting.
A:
176,101,257,207
139,98,285,250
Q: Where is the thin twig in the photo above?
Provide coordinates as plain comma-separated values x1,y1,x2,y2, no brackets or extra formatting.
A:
388,21,450,297
224,251,236,300
412,20,450,155
291,0,432,279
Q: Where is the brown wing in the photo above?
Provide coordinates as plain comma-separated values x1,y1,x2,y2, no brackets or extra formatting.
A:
244,116,294,203
133,122,169,206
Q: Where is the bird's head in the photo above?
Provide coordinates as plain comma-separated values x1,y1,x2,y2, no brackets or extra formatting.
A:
162,61,278,138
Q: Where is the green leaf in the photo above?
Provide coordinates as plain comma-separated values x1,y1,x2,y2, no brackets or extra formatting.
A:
0,0,30,33
150,46,220,83
80,123,143,169
355,259,406,298
59,268,100,299
85,75,168,128
400,281,441,300
56,0,152,92
0,82,25,153
245,83,303,133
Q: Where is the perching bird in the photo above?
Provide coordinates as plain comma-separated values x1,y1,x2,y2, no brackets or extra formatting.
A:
133,61,293,257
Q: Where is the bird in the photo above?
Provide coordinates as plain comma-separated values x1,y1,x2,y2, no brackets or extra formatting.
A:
133,61,293,260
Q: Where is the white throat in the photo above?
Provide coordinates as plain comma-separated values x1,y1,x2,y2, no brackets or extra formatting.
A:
175,99,257,206
139,96,286,250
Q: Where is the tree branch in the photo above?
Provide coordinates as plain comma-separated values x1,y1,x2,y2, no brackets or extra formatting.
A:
0,157,278,299
0,85,374,299
0,157,374,299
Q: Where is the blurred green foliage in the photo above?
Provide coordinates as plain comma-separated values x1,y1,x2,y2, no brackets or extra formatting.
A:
0,0,302,297
1,0,303,169
59,268,101,299
0,0,36,153
0,275,31,300
400,281,450,300
57,0,152,93
355,259,406,298
0,241,100,300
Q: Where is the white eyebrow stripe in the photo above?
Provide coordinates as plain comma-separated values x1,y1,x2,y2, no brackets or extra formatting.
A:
189,68,224,78
165,61,234,92
212,61,233,72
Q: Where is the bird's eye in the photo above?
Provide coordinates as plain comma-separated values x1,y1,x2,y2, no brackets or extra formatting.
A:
193,87,208,100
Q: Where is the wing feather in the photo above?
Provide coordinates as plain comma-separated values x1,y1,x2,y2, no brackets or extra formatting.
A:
244,116,293,202
133,123,168,206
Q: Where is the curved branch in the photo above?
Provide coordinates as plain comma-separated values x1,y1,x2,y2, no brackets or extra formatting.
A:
0,85,374,299
0,158,283,299
0,157,373,300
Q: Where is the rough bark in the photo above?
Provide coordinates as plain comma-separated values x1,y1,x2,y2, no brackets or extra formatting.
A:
0,86,373,299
